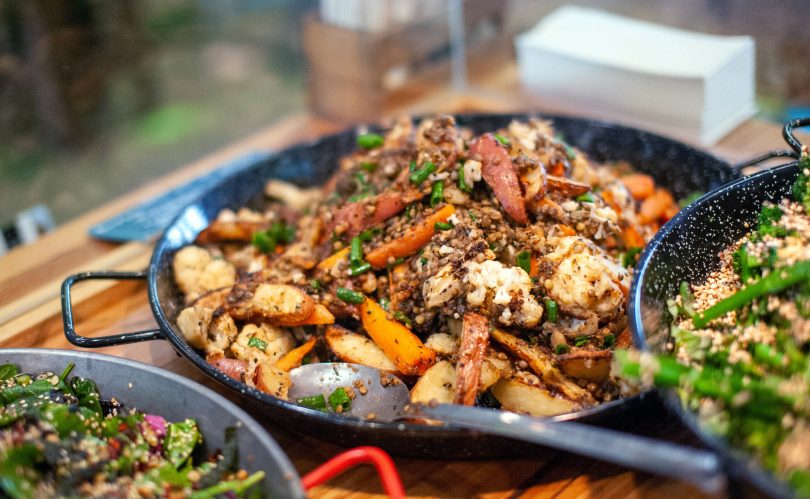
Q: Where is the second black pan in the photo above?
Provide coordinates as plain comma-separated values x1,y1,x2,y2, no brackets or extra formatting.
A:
630,118,810,497
63,113,738,458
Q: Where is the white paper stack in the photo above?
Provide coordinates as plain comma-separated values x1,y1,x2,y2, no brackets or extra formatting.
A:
515,6,757,146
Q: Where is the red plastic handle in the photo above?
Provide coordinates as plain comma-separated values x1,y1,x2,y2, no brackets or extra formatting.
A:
301,446,405,498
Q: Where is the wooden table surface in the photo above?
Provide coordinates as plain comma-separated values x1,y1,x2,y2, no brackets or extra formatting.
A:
1,66,807,497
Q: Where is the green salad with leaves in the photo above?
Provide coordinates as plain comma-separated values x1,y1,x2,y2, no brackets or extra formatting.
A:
0,363,264,498
617,157,810,496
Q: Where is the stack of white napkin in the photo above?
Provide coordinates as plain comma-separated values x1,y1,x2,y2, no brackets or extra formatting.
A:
515,6,757,146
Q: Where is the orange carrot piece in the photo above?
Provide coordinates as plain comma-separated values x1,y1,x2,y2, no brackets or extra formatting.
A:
621,224,645,249
316,247,349,272
453,312,491,406
599,189,622,216
365,204,456,268
639,188,675,224
359,297,436,376
557,224,576,236
662,204,680,222
620,174,655,200
274,303,335,327
529,253,540,277
276,337,317,371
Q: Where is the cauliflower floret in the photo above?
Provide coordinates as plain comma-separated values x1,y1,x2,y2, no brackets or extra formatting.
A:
422,264,462,309
176,305,213,350
173,246,237,303
229,323,295,366
463,260,543,327
544,235,629,320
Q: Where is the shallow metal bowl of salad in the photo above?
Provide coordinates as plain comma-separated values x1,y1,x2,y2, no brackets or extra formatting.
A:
0,348,303,498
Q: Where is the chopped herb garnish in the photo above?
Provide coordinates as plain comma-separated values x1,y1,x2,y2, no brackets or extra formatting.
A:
360,162,377,172
379,297,390,310
298,394,328,411
409,161,417,172
430,181,444,207
393,311,412,327
545,299,558,323
251,231,276,253
576,192,595,203
336,287,365,304
357,132,384,149
310,279,322,290
350,236,363,264
409,162,437,185
679,191,704,208
602,334,615,349
621,247,643,268
328,387,351,412
458,167,472,193
467,209,477,221
348,261,372,276
494,134,510,146
516,251,531,275
404,204,414,220
574,336,589,347
434,221,453,231
359,227,381,242
247,337,268,351
554,344,569,355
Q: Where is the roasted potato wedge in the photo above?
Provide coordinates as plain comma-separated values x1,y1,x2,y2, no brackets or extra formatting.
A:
491,328,593,403
558,350,612,382
491,378,579,417
228,283,314,323
324,325,398,373
410,360,456,405
253,361,291,399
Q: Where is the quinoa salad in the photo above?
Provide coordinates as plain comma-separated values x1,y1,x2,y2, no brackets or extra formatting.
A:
172,115,683,417
616,157,810,496
0,363,263,498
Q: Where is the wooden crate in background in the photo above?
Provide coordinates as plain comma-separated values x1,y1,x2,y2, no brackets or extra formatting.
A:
302,0,511,122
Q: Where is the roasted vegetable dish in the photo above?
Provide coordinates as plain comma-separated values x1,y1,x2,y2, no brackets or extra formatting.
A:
0,363,263,498
616,157,810,496
173,115,682,417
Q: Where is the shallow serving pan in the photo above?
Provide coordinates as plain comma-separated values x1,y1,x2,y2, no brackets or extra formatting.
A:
0,348,304,498
630,118,810,497
62,113,740,458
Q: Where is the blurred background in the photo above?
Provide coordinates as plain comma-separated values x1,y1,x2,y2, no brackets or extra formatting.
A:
1,0,809,242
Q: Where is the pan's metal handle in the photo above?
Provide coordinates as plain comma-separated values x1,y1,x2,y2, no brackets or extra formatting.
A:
61,270,165,347
732,117,810,173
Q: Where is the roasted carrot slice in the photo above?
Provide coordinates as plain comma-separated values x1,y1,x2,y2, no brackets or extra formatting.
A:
639,188,675,224
556,224,576,236
276,336,317,372
529,253,540,277
365,204,456,268
316,247,349,272
196,221,265,244
274,303,335,327
620,224,645,249
620,173,655,200
359,297,436,376
453,312,491,406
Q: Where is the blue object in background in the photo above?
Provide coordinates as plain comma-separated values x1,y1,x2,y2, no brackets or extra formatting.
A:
89,151,274,242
